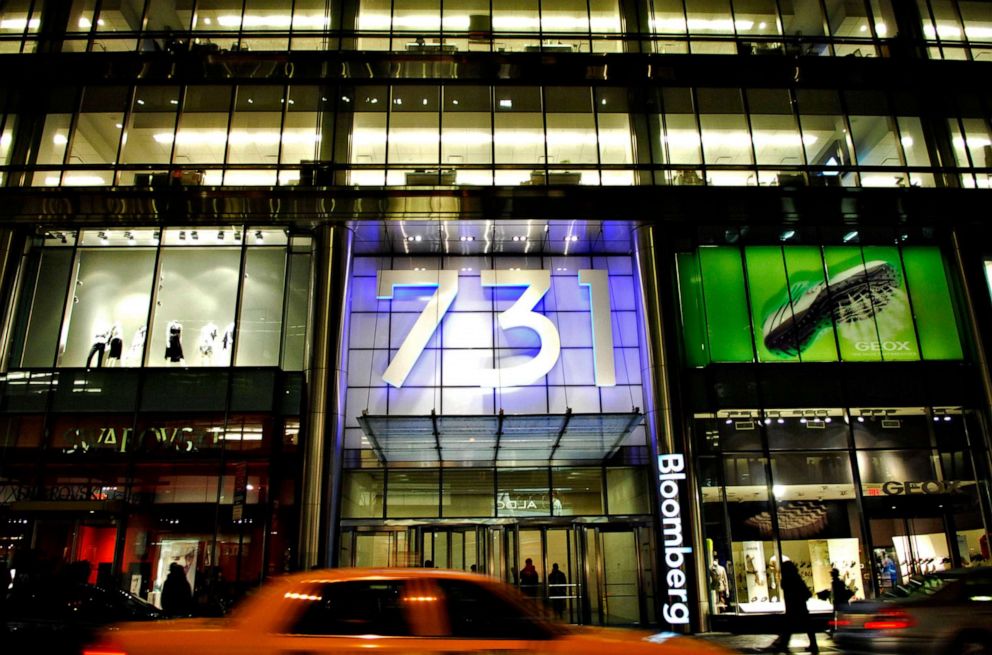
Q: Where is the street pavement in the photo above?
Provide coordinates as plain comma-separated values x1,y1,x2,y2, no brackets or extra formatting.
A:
698,632,840,653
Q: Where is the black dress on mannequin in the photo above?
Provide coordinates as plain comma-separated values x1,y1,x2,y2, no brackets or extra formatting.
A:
107,324,123,363
165,321,184,362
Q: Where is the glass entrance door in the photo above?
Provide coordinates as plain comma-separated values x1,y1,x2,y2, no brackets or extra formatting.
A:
583,524,656,626
417,526,483,571
339,521,655,626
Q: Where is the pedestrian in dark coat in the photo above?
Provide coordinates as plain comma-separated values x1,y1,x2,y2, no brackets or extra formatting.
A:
161,562,193,617
766,560,818,654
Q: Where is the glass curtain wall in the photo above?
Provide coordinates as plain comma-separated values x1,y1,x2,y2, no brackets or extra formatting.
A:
49,0,923,56
15,83,991,189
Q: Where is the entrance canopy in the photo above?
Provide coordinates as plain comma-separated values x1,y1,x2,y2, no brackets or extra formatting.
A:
357,410,644,465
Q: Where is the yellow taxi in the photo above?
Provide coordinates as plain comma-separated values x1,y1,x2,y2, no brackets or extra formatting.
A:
84,568,733,655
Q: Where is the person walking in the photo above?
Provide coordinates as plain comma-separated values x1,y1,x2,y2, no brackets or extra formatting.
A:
548,562,567,619
519,558,539,598
161,562,193,617
766,560,818,654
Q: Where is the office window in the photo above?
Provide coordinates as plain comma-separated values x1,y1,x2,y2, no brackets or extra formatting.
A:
227,86,283,165
660,88,702,167
350,87,388,185
845,91,906,187
119,87,179,185
173,86,233,165
780,0,828,51
797,90,856,186
686,0,737,54
545,87,597,176
825,0,876,57
442,86,492,185
747,89,804,186
494,87,544,185
67,87,127,174
698,88,753,186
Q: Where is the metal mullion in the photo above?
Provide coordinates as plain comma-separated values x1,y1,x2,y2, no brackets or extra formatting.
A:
277,82,290,183
585,0,592,52
85,0,104,53
739,87,760,185
167,86,188,174
836,91,861,186
138,236,165,368
591,87,602,185
110,86,137,186
50,236,82,369
229,224,251,367
56,87,86,186
238,0,248,51
815,0,835,56
789,88,813,173
221,85,240,182
275,242,292,369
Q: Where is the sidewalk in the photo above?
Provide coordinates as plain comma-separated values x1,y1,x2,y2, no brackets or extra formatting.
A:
698,632,839,653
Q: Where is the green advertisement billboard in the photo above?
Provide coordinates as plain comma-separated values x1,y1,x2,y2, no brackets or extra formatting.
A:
677,245,963,365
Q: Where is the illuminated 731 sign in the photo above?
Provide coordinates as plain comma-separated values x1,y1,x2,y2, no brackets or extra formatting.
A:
377,269,616,388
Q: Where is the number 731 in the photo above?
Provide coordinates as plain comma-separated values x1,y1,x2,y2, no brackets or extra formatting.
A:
376,269,616,389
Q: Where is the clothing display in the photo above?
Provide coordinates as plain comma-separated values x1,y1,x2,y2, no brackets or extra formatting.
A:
198,322,218,366
165,320,184,362
86,327,109,368
126,325,147,366
106,323,123,366
709,561,730,610
222,322,235,352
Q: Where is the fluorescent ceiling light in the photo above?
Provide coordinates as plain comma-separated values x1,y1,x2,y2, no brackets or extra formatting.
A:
0,18,40,30
153,131,321,146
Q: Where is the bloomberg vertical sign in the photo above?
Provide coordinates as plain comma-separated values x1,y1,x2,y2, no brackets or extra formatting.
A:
658,454,692,626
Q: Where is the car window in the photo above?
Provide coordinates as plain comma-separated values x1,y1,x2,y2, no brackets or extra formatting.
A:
288,581,411,636
962,574,992,603
434,578,551,640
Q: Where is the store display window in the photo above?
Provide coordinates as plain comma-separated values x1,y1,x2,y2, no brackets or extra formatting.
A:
697,405,988,614
9,227,308,371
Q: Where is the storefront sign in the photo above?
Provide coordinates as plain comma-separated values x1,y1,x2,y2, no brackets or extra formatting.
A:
877,480,966,495
61,425,219,454
658,454,692,626
0,483,126,504
377,268,616,388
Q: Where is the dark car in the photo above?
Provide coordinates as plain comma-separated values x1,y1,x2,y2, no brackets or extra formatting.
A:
832,567,992,655
3,582,163,654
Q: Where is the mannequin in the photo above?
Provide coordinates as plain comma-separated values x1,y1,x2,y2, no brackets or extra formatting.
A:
165,320,184,365
126,326,147,366
86,325,109,368
221,322,235,362
106,323,123,367
710,560,729,610
198,322,218,366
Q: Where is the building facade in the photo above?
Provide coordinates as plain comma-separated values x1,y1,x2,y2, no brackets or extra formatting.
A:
0,0,990,632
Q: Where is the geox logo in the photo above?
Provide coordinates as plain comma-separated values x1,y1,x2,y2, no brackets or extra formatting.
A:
854,340,912,352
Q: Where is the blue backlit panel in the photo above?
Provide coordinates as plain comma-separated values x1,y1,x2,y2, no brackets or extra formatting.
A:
345,251,647,463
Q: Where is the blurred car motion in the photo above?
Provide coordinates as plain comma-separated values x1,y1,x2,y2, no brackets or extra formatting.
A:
832,567,992,655
3,581,163,654
85,568,733,655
